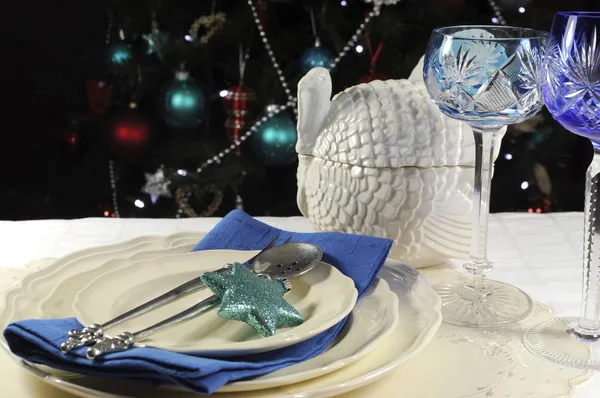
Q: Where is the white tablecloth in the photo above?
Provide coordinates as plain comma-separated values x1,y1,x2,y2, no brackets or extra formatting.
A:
0,213,597,397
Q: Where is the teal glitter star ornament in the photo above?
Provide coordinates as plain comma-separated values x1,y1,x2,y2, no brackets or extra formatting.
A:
201,263,304,337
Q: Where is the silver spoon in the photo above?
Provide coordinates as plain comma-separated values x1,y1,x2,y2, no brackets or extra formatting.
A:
86,242,322,359
61,235,287,353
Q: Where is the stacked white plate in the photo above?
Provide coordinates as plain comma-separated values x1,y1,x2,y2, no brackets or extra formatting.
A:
0,233,442,397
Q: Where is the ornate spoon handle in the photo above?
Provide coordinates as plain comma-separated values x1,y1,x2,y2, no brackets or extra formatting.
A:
86,295,221,359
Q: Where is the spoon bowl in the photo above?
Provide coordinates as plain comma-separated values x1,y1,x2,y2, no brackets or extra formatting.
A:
253,242,323,279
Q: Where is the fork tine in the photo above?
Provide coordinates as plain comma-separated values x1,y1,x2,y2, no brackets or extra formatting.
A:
283,236,292,244
268,233,281,248
247,233,280,264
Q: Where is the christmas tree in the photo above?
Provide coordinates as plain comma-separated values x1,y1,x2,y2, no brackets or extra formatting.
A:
2,0,597,220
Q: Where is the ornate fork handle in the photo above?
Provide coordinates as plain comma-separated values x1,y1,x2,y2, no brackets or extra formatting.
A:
61,324,104,353
86,295,221,359
61,274,216,353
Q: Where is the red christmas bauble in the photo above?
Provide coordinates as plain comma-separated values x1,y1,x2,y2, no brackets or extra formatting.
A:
86,78,113,115
107,110,152,161
222,85,257,154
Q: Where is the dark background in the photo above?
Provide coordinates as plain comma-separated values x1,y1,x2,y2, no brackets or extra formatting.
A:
0,0,597,220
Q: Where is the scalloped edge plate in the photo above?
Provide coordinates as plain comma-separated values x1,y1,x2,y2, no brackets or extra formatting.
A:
0,233,441,397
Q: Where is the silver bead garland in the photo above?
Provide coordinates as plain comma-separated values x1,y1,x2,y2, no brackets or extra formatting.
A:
105,11,120,218
487,0,507,25
329,4,381,69
176,1,384,217
176,102,293,218
108,159,120,218
247,0,296,106
105,11,112,45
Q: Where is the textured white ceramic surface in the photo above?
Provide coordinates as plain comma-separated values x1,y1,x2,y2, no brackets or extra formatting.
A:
295,59,507,267
0,214,598,397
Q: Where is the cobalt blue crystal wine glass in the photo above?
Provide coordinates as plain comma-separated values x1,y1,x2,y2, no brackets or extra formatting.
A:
524,12,600,370
424,26,547,327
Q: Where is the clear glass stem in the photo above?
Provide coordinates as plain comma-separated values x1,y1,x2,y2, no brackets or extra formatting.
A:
434,125,532,327
463,126,498,293
574,147,600,340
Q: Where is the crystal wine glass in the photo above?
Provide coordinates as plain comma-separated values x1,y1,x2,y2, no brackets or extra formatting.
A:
524,12,600,369
423,26,547,326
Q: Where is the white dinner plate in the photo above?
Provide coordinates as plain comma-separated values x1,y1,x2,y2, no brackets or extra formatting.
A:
0,233,442,397
3,242,397,392
73,250,358,356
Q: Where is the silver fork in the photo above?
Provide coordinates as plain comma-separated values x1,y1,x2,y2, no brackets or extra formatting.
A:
61,234,289,353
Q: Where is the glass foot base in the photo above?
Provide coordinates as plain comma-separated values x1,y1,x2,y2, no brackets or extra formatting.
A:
434,279,533,327
524,317,600,370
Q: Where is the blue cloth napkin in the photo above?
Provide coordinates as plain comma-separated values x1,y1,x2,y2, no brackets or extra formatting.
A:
4,210,392,395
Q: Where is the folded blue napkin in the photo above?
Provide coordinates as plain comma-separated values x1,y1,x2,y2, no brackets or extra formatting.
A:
4,210,392,394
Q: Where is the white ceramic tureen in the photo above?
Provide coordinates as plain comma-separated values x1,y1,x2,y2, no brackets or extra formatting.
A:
295,57,505,268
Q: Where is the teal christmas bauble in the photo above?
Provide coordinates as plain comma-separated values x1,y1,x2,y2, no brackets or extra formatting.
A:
162,71,205,129
107,42,133,65
300,45,334,74
251,112,298,167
